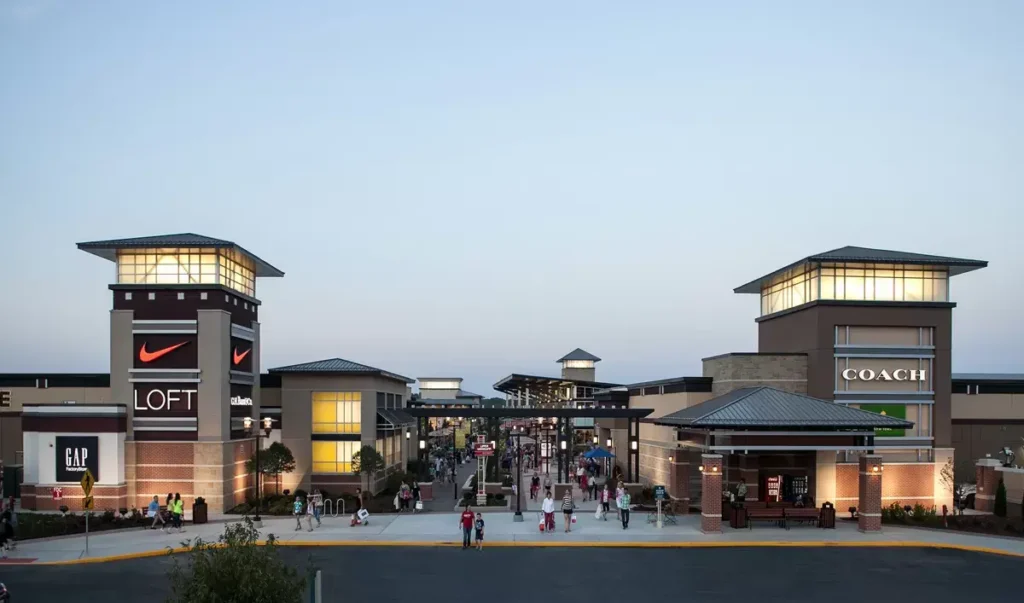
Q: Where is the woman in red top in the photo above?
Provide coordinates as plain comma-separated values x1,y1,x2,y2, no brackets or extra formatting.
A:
459,505,475,549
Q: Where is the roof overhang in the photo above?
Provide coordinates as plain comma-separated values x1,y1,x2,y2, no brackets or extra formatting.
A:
493,373,620,394
404,407,652,419
77,234,285,278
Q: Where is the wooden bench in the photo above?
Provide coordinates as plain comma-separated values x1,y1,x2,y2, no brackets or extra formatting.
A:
747,507,786,529
785,507,819,527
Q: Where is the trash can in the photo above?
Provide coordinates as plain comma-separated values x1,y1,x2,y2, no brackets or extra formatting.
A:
819,502,836,529
730,504,747,529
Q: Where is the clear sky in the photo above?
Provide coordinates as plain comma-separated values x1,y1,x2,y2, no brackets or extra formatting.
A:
1,0,1021,396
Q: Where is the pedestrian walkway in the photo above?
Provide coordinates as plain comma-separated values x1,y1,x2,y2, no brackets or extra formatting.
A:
421,457,477,512
6,509,1024,565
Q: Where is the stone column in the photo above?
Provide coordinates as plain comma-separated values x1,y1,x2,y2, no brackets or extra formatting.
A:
668,454,691,514
700,454,724,533
858,454,883,532
975,458,1001,513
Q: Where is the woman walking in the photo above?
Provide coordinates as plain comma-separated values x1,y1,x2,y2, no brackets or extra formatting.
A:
541,491,556,533
171,493,185,533
561,488,575,533
600,483,611,520
615,482,625,521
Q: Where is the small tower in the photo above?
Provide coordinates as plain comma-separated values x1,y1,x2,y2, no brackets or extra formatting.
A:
557,348,601,382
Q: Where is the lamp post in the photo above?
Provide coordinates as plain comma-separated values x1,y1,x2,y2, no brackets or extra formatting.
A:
243,416,274,527
513,426,524,522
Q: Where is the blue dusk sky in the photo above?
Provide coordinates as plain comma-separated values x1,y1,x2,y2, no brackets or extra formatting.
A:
1,1,1021,396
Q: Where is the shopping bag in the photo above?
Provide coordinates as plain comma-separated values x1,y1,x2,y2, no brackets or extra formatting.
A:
594,506,602,520
571,514,577,524
415,500,423,511
538,517,545,532
356,508,370,522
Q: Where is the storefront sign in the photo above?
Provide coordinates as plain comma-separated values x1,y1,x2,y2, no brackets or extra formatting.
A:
767,476,781,502
133,388,198,412
230,396,253,406
861,404,907,437
0,390,10,407
55,436,99,483
841,369,926,382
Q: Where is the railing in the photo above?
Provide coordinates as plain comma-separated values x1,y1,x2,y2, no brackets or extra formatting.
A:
323,498,346,518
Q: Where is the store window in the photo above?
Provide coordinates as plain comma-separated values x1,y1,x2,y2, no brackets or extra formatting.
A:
311,392,362,433
312,441,359,473
116,247,255,297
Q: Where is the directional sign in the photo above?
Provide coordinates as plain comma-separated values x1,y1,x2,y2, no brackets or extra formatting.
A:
475,444,494,457
80,468,95,496
82,495,94,511
654,485,667,501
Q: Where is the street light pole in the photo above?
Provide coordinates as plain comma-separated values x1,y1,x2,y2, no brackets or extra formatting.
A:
513,427,524,522
244,416,274,527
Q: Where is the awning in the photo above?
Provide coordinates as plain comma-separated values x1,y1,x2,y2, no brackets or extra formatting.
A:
377,409,415,430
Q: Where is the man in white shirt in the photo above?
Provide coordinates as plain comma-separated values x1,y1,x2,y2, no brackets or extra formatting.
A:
541,492,555,532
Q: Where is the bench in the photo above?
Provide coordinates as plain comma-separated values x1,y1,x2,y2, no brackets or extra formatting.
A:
747,507,787,529
785,507,819,527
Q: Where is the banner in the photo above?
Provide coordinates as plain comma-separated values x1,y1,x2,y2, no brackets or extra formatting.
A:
860,404,907,437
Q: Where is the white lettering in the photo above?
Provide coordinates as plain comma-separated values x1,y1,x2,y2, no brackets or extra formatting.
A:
65,447,88,471
842,368,926,382
134,389,198,412
230,396,253,407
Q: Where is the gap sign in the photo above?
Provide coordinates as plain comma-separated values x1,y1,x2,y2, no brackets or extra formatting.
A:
55,436,99,483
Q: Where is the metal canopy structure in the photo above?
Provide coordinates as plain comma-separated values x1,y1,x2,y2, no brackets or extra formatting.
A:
406,406,651,483
492,372,621,408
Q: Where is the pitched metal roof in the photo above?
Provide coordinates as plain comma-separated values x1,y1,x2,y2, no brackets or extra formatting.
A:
77,232,285,278
735,246,987,293
557,348,602,362
377,409,415,428
493,373,620,393
456,389,483,399
651,387,915,429
268,358,414,383
952,373,1024,382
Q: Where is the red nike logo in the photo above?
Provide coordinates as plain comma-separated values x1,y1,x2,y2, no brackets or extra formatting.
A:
139,341,190,363
233,347,251,365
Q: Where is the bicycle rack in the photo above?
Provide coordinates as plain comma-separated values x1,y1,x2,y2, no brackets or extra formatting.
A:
324,498,346,518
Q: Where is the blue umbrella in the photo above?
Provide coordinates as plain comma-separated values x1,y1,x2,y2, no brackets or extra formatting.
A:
584,447,615,459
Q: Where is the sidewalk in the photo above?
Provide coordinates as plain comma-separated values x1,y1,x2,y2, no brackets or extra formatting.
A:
7,510,1024,565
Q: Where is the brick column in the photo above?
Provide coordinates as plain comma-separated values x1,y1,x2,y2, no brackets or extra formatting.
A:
700,454,723,533
737,455,759,501
975,458,1001,512
668,454,691,514
858,454,883,532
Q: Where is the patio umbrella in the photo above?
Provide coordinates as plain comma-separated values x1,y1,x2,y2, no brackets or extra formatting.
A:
584,447,615,459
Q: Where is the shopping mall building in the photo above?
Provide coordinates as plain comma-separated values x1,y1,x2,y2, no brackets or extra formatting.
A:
0,234,1020,519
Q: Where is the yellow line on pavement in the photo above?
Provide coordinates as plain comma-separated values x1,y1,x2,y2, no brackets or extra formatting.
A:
33,539,1024,565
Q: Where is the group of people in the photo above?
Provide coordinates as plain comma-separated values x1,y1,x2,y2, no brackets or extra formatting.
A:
394,480,420,512
537,480,633,531
146,493,187,533
458,504,485,550
293,490,325,531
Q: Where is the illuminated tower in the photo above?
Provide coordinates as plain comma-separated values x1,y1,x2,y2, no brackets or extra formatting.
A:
558,348,601,382
78,233,283,513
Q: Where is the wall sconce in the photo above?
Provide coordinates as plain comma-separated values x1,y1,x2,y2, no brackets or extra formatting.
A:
698,465,705,473
560,440,567,450
871,464,881,473
712,466,718,473
668,456,674,463
418,439,426,450
405,431,411,440
630,440,638,451
593,435,598,444
606,439,612,448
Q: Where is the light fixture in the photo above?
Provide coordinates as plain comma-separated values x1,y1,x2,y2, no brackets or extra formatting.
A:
712,466,718,473
560,440,566,450
242,416,253,431
698,465,705,473
593,436,598,445
405,431,411,440
419,439,426,450
668,456,674,463
262,416,273,431
630,440,637,451
606,439,612,448
871,464,881,473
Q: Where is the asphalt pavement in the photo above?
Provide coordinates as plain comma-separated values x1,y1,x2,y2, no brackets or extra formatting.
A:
2,546,1022,603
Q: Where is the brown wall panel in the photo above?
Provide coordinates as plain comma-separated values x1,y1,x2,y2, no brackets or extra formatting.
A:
113,287,258,326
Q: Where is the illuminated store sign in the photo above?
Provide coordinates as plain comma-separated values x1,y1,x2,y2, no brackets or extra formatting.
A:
841,369,926,382
55,436,99,482
134,388,198,412
230,396,253,407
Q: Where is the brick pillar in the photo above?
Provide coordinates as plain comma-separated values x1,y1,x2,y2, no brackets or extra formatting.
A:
700,454,723,533
668,454,691,514
738,455,759,501
858,454,883,532
975,458,1001,512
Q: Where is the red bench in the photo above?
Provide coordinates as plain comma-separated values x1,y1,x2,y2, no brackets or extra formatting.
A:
785,507,819,527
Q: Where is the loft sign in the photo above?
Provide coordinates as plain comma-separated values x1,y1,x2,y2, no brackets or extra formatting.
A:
842,369,926,382
134,389,198,411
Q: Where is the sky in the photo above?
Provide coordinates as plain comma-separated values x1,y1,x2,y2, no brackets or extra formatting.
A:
1,1,1021,397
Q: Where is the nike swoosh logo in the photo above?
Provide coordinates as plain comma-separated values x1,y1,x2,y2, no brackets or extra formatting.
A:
233,347,251,365
139,341,190,363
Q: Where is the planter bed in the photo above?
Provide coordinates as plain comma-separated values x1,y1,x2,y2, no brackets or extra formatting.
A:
15,510,151,540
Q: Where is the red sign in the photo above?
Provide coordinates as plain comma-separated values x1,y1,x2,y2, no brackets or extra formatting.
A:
52,487,63,501
767,476,781,502
476,444,494,457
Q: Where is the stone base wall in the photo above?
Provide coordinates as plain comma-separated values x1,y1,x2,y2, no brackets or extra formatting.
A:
127,439,255,514
837,462,934,508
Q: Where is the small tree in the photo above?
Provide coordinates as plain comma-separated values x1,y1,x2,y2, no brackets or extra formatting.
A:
938,457,959,515
167,517,310,603
352,445,385,494
246,443,296,495
994,478,1008,518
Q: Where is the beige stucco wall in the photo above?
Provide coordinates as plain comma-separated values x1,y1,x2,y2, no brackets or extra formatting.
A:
952,393,1024,420
702,353,808,395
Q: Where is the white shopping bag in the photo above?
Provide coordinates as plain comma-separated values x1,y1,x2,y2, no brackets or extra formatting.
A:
356,508,370,522
571,513,577,524
415,500,423,511
594,506,602,520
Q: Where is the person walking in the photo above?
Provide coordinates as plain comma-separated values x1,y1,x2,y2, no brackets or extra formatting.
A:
543,474,552,498
541,491,556,533
312,489,324,527
411,481,421,512
305,494,316,531
589,475,598,501
580,473,589,501
620,489,632,529
148,495,166,531
474,512,485,551
615,483,625,521
600,484,611,520
530,473,540,500
293,495,305,531
459,505,475,549
561,488,575,533
171,493,185,533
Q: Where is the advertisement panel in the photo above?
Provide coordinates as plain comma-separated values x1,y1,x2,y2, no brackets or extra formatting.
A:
859,404,907,437
55,436,99,483
133,334,198,369
230,337,254,373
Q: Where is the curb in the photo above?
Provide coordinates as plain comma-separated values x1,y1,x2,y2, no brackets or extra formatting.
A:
32,539,1024,565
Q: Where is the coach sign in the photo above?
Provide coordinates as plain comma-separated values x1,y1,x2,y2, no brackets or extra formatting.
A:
55,436,99,483
841,369,926,383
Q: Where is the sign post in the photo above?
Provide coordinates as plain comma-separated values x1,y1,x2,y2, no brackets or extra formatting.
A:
654,485,666,529
475,435,490,506
81,469,95,556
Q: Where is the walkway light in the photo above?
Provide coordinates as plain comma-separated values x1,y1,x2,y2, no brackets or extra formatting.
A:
606,439,612,447
419,439,426,450
405,430,411,440
559,440,566,451
630,440,638,451
593,435,598,444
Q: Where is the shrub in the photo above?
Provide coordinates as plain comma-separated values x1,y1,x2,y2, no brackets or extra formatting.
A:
995,479,1008,518
911,504,930,521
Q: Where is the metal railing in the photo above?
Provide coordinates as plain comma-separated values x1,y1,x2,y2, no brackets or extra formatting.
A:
323,498,346,518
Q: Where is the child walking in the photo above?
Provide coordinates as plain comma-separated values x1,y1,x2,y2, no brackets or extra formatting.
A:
474,512,485,551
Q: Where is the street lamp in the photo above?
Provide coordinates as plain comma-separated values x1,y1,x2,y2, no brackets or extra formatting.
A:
243,415,274,526
513,426,524,522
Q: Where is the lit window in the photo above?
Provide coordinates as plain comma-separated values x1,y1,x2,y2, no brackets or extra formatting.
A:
311,392,362,434
312,440,358,473
115,248,256,297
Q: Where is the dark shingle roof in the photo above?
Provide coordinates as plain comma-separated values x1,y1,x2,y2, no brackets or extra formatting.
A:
651,387,915,429
557,348,602,362
735,246,987,293
77,232,284,278
268,358,413,384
